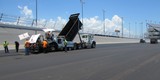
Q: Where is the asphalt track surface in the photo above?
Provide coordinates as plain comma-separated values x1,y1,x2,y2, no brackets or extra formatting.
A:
0,43,160,80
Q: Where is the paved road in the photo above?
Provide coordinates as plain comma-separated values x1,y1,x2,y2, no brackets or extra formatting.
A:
0,43,160,80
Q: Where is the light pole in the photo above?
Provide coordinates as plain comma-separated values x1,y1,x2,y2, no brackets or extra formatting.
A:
35,0,38,34
121,17,123,38
135,22,137,38
103,10,105,35
80,0,84,32
36,0,37,27
140,22,143,39
129,23,130,38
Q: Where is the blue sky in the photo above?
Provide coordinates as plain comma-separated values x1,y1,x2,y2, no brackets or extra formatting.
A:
0,0,160,37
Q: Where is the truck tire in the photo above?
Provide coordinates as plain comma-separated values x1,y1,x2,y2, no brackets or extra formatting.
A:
50,46,56,51
49,42,58,51
72,43,77,50
68,47,72,51
91,42,96,48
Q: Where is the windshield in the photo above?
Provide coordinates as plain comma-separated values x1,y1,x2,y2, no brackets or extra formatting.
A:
82,35,87,38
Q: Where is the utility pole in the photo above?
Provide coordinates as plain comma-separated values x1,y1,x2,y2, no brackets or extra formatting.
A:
0,13,3,21
121,17,123,38
80,0,84,32
135,22,137,38
145,20,148,34
103,10,105,35
129,23,130,38
35,0,38,34
140,22,143,39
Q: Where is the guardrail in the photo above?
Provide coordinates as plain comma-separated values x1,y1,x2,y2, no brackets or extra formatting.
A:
0,13,138,38
0,13,35,26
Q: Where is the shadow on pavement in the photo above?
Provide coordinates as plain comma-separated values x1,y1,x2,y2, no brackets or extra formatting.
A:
0,49,25,57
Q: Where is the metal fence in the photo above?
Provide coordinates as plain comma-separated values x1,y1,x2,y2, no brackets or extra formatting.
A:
0,13,35,26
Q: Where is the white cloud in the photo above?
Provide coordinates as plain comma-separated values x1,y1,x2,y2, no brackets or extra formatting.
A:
35,17,67,31
18,5,33,18
15,6,128,36
16,5,33,26
18,5,22,9
82,15,123,35
35,15,125,36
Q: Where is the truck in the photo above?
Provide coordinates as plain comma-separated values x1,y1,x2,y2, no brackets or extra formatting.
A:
29,13,96,53
50,13,96,50
80,33,96,48
147,23,160,44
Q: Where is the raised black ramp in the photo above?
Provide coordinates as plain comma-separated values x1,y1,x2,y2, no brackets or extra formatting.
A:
58,13,82,41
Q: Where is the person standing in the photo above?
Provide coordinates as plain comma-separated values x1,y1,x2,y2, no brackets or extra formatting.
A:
45,31,51,39
24,39,30,55
15,41,19,53
42,40,48,53
3,41,9,53
64,38,68,52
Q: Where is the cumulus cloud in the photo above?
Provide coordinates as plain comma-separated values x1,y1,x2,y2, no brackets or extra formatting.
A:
29,15,124,36
82,15,123,35
17,5,34,26
18,5,33,18
16,6,128,36
35,17,67,30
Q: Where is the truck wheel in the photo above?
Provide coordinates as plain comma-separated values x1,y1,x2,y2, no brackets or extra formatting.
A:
82,43,86,49
68,47,72,51
91,43,96,48
50,46,56,51
73,44,77,50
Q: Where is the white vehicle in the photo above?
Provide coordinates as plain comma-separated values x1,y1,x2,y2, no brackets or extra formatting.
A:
81,34,96,48
147,23,160,44
48,33,96,51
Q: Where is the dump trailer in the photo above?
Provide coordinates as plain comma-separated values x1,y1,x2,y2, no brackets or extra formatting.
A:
58,13,82,41
57,13,96,49
57,13,83,49
147,23,160,44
